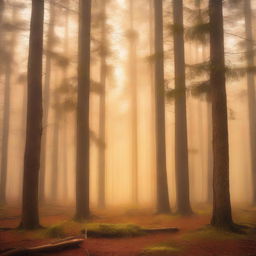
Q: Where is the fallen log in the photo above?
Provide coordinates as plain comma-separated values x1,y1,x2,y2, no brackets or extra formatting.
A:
142,227,179,233
50,235,84,244
2,238,85,256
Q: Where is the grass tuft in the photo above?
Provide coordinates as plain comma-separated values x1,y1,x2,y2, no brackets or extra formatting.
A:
143,243,180,255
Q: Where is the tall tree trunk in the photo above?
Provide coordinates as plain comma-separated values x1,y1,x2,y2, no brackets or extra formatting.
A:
173,0,192,215
149,0,156,204
75,0,92,220
154,0,170,214
39,1,55,202
0,55,11,206
129,0,139,205
209,0,233,230
98,0,107,209
244,0,256,205
20,0,44,229
62,0,70,202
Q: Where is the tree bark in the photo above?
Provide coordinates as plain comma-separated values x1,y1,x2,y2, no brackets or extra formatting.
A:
20,0,44,229
154,0,170,214
209,0,233,230
244,0,256,205
2,238,84,256
75,0,92,220
173,0,192,215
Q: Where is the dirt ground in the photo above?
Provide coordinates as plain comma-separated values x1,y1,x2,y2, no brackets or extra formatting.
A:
1,205,256,256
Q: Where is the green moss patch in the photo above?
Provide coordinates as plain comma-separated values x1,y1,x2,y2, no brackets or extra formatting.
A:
35,222,144,238
43,224,65,238
183,226,247,241
85,223,144,238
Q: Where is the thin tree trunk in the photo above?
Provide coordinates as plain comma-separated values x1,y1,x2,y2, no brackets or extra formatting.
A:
244,0,256,205
149,0,156,204
39,1,55,202
154,0,170,214
62,0,70,202
173,0,192,215
209,0,233,230
129,0,139,205
20,0,44,229
0,56,11,205
98,0,107,209
75,0,92,220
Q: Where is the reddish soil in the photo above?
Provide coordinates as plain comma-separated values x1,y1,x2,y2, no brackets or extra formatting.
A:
1,206,256,256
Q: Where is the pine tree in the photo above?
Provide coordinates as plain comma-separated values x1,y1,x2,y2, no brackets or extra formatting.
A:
20,0,44,229
173,0,192,215
154,0,170,214
209,0,234,230
75,0,92,220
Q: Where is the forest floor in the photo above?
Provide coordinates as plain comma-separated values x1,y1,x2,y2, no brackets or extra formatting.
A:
1,205,256,256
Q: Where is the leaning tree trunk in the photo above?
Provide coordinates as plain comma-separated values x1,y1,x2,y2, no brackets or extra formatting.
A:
75,0,92,220
154,0,170,214
39,1,55,202
98,0,107,209
20,0,44,229
244,0,256,205
173,0,192,215
209,0,233,230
